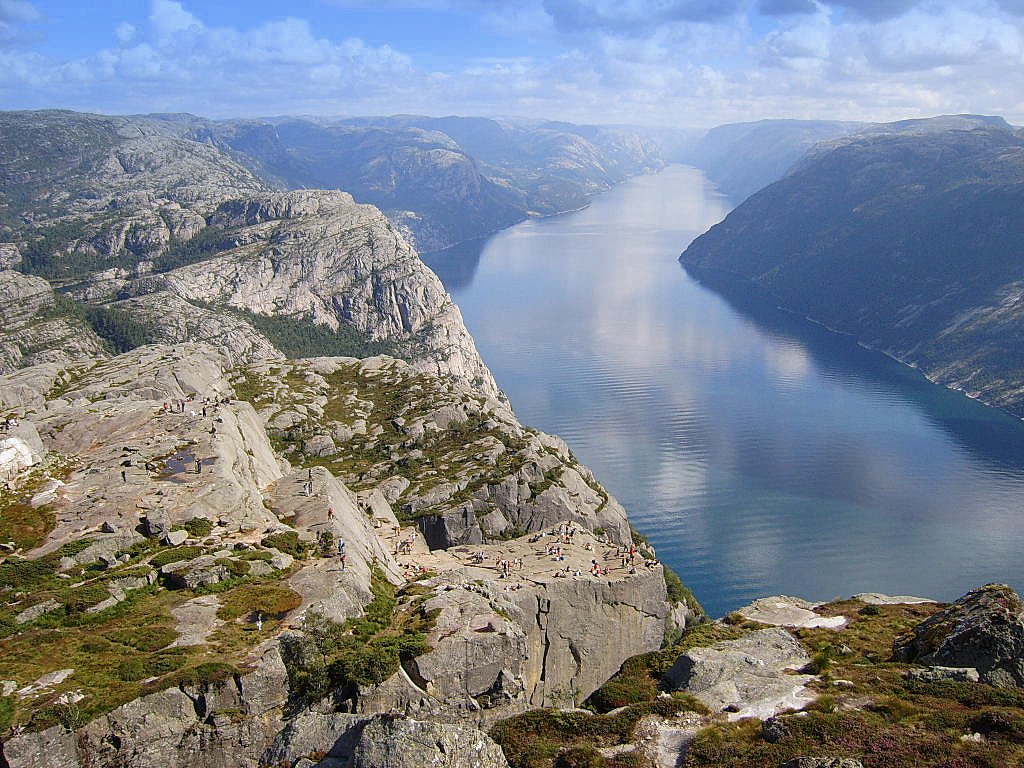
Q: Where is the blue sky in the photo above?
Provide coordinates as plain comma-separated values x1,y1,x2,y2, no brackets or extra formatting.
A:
1,0,1022,127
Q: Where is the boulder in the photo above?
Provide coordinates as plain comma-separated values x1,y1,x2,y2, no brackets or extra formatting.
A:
417,506,483,549
143,509,170,539
349,715,509,768
14,598,61,625
160,555,234,589
163,529,188,546
894,583,1024,688
663,628,816,720
905,666,980,684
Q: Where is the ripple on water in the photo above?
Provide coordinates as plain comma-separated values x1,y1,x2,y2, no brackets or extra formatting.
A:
451,165,1024,618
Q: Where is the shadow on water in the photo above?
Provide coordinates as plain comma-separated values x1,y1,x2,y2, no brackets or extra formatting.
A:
684,263,1024,469
421,238,489,293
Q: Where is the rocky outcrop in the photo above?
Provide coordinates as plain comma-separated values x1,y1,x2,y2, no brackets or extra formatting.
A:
125,190,498,398
894,583,1024,688
0,270,107,374
664,628,816,720
235,356,630,547
2,111,498,401
350,715,509,768
737,596,847,629
513,566,670,708
2,646,289,768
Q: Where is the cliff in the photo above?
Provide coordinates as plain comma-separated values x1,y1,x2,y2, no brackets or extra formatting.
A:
0,110,498,398
0,343,690,767
681,115,1024,417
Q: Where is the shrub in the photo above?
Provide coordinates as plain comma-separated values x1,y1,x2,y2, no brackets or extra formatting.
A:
181,517,213,537
261,531,310,559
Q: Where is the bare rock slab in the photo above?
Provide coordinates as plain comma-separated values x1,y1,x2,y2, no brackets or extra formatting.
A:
737,596,847,629
350,716,509,768
664,627,816,720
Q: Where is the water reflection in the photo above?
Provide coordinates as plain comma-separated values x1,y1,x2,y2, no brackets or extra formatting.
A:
440,165,1024,617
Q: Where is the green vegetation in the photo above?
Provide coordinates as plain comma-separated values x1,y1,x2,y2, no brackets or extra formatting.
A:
33,292,157,353
202,304,400,360
216,583,302,622
0,456,77,551
151,226,229,273
490,698,706,768
662,563,704,615
281,568,434,708
19,220,130,280
81,305,157,353
260,531,310,559
0,531,300,735
149,546,205,569
175,516,213,538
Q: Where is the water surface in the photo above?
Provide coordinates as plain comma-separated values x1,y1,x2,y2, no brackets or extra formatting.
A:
425,165,1024,618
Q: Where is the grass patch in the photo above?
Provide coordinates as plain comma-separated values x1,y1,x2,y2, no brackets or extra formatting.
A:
175,517,213,538
491,698,704,768
216,583,302,622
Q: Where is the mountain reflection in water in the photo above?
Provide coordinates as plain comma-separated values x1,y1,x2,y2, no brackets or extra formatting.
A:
433,165,1024,618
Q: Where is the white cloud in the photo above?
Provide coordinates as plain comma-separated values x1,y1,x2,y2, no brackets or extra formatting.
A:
0,0,1022,126
150,0,201,40
115,22,137,45
0,0,43,24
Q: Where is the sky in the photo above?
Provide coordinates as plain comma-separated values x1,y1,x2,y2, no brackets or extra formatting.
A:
0,0,1022,128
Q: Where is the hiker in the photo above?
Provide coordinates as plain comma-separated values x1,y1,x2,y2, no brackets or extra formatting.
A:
327,505,334,521
308,468,313,481
255,612,263,632
337,537,346,557
195,458,202,474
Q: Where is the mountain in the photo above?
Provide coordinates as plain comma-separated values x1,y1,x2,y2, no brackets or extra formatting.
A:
0,107,698,767
680,114,1024,415
684,119,866,204
166,114,665,252
0,109,497,397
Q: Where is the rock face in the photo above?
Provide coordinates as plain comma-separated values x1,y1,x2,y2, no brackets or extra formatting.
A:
0,110,498,399
350,715,509,768
129,190,498,398
0,270,107,374
680,115,1024,416
894,583,1024,688
232,356,631,546
3,646,290,768
663,628,816,720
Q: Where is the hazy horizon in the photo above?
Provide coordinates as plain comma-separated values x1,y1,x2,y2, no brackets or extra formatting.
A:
2,1,1023,129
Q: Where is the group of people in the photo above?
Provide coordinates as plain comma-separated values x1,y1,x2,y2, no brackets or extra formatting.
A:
496,556,523,577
